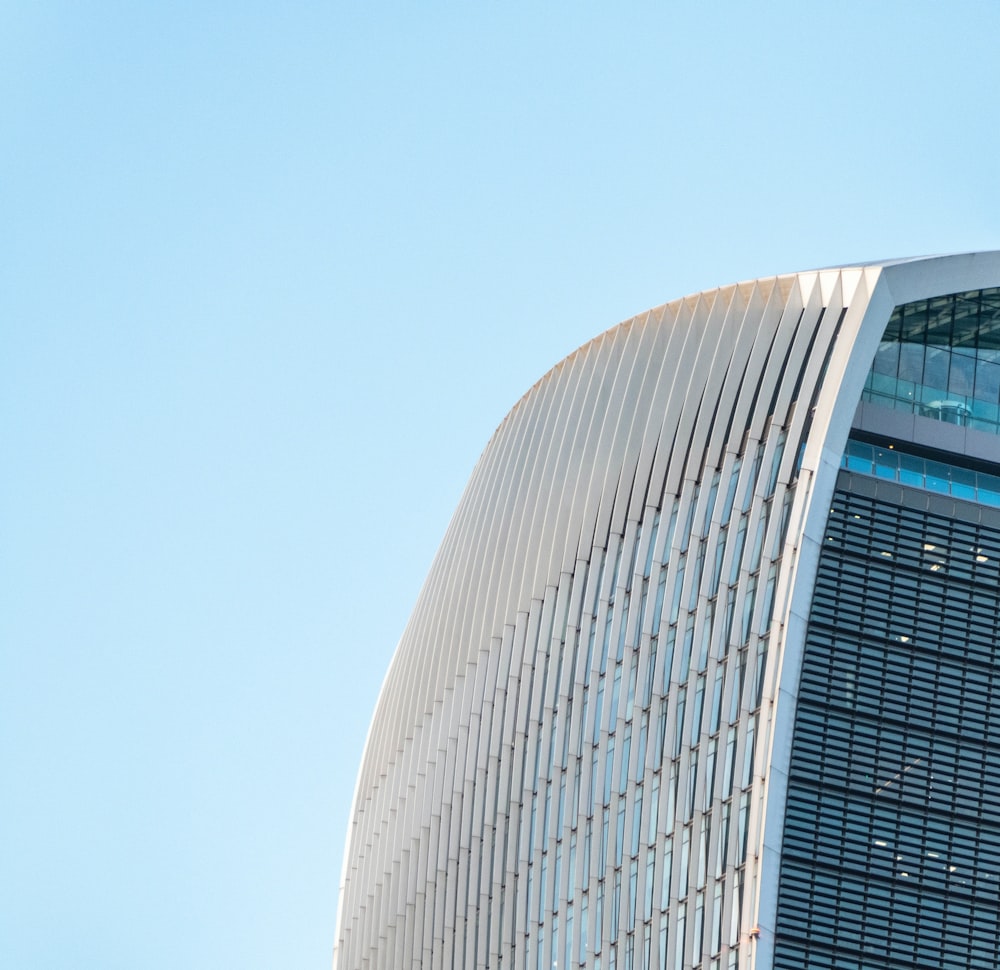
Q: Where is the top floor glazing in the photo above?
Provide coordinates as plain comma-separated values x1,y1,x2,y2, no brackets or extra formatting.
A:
862,287,1000,433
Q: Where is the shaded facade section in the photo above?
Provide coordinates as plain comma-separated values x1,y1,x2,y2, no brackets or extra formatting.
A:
775,480,1000,969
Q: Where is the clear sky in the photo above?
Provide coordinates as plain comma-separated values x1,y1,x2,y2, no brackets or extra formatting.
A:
2,3,998,967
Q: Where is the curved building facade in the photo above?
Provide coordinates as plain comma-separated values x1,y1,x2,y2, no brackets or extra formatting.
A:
333,253,1000,970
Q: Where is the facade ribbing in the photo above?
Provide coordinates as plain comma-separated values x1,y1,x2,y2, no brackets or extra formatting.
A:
333,253,1000,970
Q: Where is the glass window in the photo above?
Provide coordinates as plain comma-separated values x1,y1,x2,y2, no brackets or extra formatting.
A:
898,452,924,488
975,357,1000,403
923,345,950,390
660,835,673,910
898,341,925,384
951,465,977,501
873,340,900,376
949,350,976,396
925,460,950,494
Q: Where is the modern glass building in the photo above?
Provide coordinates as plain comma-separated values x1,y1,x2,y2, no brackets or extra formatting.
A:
333,253,1000,970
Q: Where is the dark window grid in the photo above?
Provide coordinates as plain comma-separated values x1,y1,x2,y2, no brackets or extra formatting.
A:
822,538,993,593
807,683,997,746
809,564,1000,654
796,655,1000,744
789,685,1000,795
776,859,1000,964
813,572,1000,662
777,482,1000,968
780,790,1000,885
802,641,993,718
788,712,1000,811
793,664,998,772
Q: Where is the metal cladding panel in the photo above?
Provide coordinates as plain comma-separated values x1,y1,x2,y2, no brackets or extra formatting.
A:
333,253,1000,970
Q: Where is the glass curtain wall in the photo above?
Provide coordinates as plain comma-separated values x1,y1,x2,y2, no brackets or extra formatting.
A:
863,288,1000,433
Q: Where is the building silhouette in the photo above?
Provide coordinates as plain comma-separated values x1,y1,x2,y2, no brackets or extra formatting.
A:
334,253,1000,970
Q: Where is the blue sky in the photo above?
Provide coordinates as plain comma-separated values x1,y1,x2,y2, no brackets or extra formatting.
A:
2,3,998,967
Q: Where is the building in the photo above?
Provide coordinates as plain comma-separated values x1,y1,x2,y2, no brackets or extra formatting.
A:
333,253,1000,970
